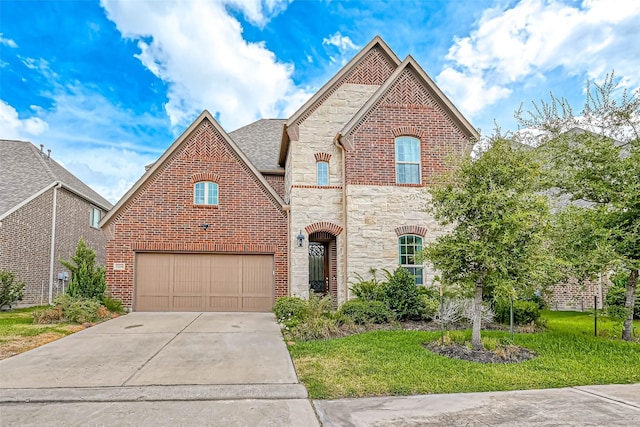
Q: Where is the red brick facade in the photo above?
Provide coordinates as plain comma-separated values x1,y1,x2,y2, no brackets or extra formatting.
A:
344,67,468,186
0,187,107,305
104,118,288,308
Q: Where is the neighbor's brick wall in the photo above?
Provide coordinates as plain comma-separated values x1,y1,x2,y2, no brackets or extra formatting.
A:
0,188,109,306
550,279,612,311
105,119,288,309
0,190,54,305
52,188,107,297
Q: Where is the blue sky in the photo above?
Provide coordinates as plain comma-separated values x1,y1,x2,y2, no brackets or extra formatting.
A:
1,0,639,203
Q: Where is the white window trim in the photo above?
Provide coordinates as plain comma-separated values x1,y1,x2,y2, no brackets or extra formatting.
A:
317,161,329,186
395,136,422,184
194,181,219,205
90,206,101,228
398,234,424,285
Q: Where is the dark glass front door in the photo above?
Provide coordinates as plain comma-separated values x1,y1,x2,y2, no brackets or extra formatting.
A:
309,242,328,294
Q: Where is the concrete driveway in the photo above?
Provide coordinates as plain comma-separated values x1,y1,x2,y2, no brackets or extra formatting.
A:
0,312,319,426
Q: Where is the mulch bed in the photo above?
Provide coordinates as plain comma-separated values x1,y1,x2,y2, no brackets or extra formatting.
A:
423,341,537,364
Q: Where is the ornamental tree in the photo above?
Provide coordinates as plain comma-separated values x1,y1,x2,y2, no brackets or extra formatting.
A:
517,72,640,340
423,137,555,349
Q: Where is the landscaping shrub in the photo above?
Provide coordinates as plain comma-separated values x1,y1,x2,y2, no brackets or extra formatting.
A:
349,270,382,301
419,295,440,321
61,238,106,300
101,295,126,314
290,316,340,341
339,299,390,324
273,296,308,327
0,270,25,309
53,294,102,323
379,268,423,321
32,306,64,324
494,299,540,325
605,283,640,320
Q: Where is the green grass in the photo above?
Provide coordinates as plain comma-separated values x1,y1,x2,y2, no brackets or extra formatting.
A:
287,310,640,399
0,306,78,337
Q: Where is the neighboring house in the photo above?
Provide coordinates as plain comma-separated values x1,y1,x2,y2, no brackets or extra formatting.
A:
0,140,112,305
101,36,478,312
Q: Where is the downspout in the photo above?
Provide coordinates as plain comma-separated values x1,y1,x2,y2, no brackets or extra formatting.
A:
49,182,62,305
333,133,348,304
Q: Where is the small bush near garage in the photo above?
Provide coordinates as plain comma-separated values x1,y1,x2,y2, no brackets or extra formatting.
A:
0,270,25,310
494,299,540,325
101,295,126,314
273,296,309,328
32,295,119,325
339,299,391,324
60,238,106,300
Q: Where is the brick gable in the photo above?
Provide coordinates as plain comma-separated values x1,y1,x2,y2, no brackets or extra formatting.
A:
105,118,288,308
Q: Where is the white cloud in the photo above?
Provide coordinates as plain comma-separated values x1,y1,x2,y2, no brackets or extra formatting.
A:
0,33,18,48
437,0,640,118
322,31,359,65
101,0,311,131
0,100,49,138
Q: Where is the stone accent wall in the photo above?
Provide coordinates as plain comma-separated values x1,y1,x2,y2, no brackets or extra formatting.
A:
345,185,446,294
288,83,380,302
105,119,288,309
0,187,107,306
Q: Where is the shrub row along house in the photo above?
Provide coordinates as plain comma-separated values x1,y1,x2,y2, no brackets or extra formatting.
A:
100,36,477,312
0,140,112,305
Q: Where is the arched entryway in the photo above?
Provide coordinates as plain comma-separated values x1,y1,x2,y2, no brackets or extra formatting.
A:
307,232,337,301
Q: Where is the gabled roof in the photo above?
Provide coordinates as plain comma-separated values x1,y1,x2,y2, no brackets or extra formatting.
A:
338,55,479,146
100,110,286,228
229,118,285,172
0,139,112,220
278,35,402,166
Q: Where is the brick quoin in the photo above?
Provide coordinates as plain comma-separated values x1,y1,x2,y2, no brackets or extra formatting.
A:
105,119,288,309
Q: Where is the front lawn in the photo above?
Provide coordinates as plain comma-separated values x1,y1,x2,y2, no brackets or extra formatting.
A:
0,307,85,360
287,310,640,399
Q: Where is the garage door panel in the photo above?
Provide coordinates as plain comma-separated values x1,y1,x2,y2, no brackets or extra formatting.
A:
135,253,274,312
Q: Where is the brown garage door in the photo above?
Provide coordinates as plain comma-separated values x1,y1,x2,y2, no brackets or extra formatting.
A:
134,253,274,312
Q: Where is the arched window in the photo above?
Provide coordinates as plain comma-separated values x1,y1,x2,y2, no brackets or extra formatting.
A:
398,234,423,285
194,181,218,205
395,136,421,184
317,161,329,186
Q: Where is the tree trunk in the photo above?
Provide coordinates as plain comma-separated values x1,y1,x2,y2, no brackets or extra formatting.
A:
622,269,638,341
471,281,483,350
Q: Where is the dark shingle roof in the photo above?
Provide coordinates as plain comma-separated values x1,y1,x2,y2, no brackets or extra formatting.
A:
0,140,112,217
229,119,285,172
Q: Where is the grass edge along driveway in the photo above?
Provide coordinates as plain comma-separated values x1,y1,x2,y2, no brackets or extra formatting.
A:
0,307,85,360
287,311,640,399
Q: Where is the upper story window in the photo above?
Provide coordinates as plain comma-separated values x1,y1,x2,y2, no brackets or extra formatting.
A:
398,234,423,285
395,136,421,184
194,181,218,205
90,206,101,228
317,161,329,186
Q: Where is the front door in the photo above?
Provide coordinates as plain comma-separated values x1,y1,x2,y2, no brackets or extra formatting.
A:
308,242,328,294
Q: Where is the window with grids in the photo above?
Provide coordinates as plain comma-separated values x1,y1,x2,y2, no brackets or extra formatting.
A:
395,136,421,184
317,161,329,186
398,234,423,285
194,181,218,205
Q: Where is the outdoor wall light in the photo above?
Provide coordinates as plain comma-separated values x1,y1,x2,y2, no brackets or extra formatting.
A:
296,230,305,247
201,224,210,230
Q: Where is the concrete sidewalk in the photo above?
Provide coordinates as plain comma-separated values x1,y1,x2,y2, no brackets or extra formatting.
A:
0,312,319,426
314,383,640,426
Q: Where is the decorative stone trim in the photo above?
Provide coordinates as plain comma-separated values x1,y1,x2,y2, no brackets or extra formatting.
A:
392,126,426,138
314,152,332,162
191,172,221,183
305,221,344,236
291,185,343,190
394,225,428,237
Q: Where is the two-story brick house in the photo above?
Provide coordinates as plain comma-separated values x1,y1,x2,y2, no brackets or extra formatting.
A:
0,140,112,306
101,36,478,312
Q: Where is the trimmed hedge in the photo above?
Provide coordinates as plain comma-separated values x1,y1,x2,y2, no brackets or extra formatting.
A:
339,299,391,324
494,299,540,325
